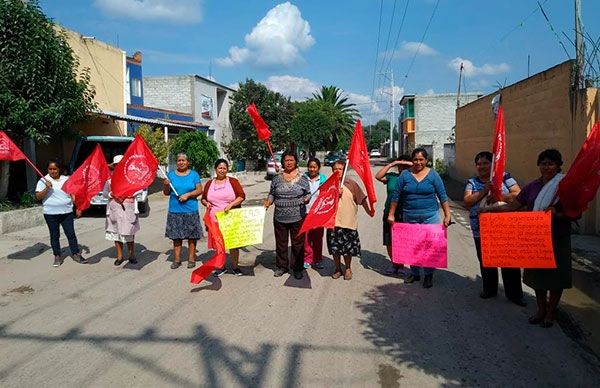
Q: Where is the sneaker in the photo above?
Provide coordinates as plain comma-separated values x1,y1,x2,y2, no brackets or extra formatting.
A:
404,275,420,284
170,261,181,269
213,268,227,277
313,262,324,270
232,268,243,276
293,270,303,280
187,261,196,269
73,253,88,264
53,255,63,267
303,262,311,269
128,257,138,265
273,268,287,277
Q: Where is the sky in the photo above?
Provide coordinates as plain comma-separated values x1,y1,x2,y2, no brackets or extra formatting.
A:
40,0,600,124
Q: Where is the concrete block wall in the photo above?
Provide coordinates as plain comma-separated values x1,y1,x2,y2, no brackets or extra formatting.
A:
414,93,479,163
143,76,193,114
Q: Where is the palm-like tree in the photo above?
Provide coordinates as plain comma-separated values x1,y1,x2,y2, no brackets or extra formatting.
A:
312,86,360,149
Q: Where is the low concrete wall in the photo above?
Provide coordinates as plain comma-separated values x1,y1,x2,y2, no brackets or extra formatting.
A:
0,206,45,234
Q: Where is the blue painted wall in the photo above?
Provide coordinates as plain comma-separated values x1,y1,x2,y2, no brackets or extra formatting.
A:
126,106,208,135
127,60,143,106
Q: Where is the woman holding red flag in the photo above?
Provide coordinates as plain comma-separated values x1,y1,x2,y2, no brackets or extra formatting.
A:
201,159,246,276
35,159,86,267
481,149,576,328
303,157,326,270
163,153,203,269
103,155,140,266
327,160,373,281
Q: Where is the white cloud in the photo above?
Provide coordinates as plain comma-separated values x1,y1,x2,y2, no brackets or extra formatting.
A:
448,57,510,78
375,85,405,102
216,2,315,68
423,88,435,96
94,0,202,24
264,75,319,101
382,41,437,60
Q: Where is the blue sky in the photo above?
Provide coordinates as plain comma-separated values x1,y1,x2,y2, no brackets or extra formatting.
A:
41,0,600,123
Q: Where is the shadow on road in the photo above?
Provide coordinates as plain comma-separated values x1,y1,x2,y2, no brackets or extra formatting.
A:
355,270,600,386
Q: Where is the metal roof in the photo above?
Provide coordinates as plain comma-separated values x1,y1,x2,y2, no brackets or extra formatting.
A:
92,111,196,129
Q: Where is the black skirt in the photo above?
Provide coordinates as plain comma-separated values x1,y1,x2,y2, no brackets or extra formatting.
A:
327,227,361,256
165,212,203,240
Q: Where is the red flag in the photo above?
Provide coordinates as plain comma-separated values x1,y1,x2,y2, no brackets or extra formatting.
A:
62,144,111,211
558,122,600,218
348,120,376,217
191,211,226,284
111,135,158,197
490,105,506,202
246,103,271,141
298,171,341,236
0,131,26,161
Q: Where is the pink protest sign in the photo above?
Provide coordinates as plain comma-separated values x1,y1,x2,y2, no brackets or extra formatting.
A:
391,223,448,268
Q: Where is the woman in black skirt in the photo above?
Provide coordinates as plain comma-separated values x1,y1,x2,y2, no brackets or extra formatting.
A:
163,153,203,269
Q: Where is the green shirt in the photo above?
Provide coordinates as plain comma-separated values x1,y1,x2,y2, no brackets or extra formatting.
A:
383,172,403,220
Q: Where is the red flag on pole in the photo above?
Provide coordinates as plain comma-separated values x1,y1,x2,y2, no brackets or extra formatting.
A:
0,130,46,179
558,122,600,218
191,211,226,284
62,144,111,211
490,105,506,202
0,131,26,161
298,171,341,236
111,135,158,197
246,103,272,140
348,120,376,217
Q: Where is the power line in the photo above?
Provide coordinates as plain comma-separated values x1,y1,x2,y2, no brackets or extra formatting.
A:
382,0,411,75
399,0,440,89
378,0,398,76
369,0,385,119
537,1,572,60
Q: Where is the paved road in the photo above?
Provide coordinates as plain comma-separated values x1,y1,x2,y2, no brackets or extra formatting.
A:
1,168,599,387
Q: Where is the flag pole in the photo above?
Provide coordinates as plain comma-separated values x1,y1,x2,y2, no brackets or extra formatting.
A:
158,165,179,196
265,139,279,172
340,158,350,187
23,156,47,181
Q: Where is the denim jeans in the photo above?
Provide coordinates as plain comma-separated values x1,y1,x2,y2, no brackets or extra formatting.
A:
403,211,439,277
43,212,80,256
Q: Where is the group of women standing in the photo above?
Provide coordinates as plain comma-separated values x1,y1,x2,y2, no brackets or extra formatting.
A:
34,146,579,328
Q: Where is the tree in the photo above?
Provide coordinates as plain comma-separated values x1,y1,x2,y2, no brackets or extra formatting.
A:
0,0,96,199
170,131,219,177
135,125,171,165
311,86,359,150
290,100,341,156
227,79,294,161
365,119,390,150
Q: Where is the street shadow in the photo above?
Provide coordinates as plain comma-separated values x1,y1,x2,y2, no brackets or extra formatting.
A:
283,270,312,289
360,249,392,275
85,244,160,270
253,249,276,272
5,242,51,260
190,278,222,293
355,270,600,386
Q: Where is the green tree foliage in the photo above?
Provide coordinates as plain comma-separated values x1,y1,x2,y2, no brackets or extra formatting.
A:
311,86,359,150
365,119,391,150
0,0,96,144
227,79,294,160
134,125,171,165
170,131,219,177
290,99,347,156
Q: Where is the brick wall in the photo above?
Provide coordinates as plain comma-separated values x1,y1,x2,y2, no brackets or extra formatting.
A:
143,76,193,114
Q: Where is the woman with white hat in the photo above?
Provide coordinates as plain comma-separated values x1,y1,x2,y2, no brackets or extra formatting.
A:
102,154,141,266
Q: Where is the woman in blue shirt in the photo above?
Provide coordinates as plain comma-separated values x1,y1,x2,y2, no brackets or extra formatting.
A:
463,151,524,305
387,148,451,288
163,153,203,269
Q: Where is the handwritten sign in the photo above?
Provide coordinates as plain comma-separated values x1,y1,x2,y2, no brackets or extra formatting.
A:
479,211,556,268
392,223,447,268
215,206,266,250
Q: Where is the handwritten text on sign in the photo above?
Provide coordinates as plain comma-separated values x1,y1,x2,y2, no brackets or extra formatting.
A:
392,223,448,268
479,211,556,268
215,207,266,250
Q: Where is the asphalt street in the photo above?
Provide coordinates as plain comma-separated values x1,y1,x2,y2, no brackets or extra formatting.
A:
1,168,599,387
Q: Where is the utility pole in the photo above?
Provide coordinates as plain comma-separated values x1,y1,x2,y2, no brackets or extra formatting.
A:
378,70,396,157
575,0,584,89
456,62,464,108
